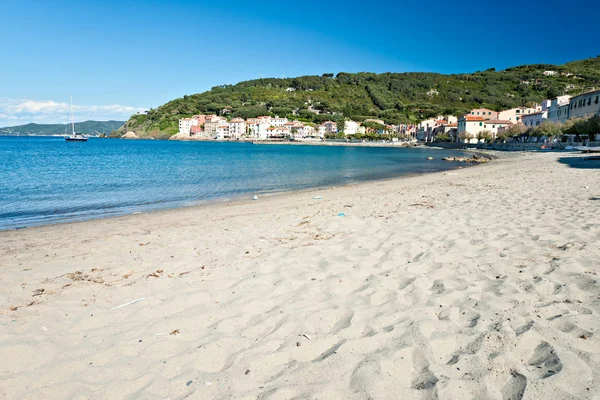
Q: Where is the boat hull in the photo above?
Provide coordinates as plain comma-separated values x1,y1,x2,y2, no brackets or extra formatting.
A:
65,137,88,142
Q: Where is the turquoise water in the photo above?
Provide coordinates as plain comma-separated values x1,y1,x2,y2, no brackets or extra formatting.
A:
0,136,472,230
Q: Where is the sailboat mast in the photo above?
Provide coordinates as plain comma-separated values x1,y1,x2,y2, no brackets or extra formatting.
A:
70,96,75,135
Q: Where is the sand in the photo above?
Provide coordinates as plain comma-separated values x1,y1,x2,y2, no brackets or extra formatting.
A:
0,152,598,400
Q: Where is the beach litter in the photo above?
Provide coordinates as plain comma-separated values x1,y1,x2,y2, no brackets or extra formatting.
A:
252,195,258,200
111,297,145,310
312,196,323,200
338,213,347,217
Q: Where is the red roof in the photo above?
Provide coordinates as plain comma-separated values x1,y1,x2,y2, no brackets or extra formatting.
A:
463,116,486,121
190,126,202,133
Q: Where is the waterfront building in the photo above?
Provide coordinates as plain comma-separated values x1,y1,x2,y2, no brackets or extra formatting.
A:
266,126,289,138
521,111,548,127
344,120,361,135
457,115,487,143
321,121,338,134
468,108,498,119
270,116,288,127
568,89,600,120
547,95,572,124
190,125,203,137
417,116,452,141
497,105,542,123
228,118,246,139
215,123,230,139
246,118,271,139
204,116,227,134
178,117,199,135
482,119,513,137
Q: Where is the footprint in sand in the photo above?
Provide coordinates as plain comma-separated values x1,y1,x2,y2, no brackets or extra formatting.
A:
411,366,438,391
501,370,527,400
430,279,445,295
527,341,563,379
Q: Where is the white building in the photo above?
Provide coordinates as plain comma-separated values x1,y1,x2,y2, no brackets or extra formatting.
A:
543,70,557,76
246,117,272,139
457,115,487,143
178,117,199,135
547,95,572,124
568,89,600,120
266,126,289,138
481,119,513,136
215,123,230,139
228,118,246,139
301,125,317,137
521,111,548,128
270,116,288,127
321,121,338,135
344,120,361,135
497,105,542,123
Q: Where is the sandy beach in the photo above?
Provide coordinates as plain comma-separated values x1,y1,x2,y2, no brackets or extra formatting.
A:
0,152,599,399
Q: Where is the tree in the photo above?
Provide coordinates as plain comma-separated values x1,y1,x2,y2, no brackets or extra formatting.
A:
532,121,563,138
477,130,492,142
435,133,451,142
458,131,471,142
498,124,527,141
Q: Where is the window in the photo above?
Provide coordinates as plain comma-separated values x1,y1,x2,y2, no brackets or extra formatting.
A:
596,96,599,104
489,112,491,115
516,116,519,120
479,122,482,126
516,110,520,114
588,98,592,106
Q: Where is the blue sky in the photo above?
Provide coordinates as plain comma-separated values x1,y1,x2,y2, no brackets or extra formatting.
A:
0,0,598,126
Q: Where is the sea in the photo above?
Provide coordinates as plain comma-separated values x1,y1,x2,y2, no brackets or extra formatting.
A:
0,136,473,230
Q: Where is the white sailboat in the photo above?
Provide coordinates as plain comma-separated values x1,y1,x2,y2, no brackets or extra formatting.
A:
64,97,88,142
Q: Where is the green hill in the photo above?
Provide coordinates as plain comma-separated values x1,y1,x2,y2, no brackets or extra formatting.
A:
117,56,600,137
0,120,125,136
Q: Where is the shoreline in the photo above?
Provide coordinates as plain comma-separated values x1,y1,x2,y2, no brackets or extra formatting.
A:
0,146,486,232
1,152,598,399
0,159,484,233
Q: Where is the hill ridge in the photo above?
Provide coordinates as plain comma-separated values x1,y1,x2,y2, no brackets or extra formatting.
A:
0,120,125,136
117,56,600,137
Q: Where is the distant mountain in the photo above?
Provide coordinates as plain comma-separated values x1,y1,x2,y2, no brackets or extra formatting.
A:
117,56,600,138
0,120,125,136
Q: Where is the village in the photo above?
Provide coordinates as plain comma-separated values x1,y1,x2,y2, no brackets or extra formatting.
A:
177,86,600,144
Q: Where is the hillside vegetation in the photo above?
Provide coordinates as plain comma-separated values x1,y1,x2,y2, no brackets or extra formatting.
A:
116,56,600,137
0,120,125,136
